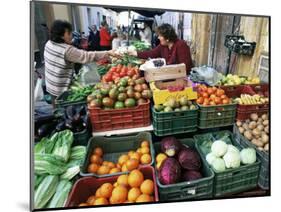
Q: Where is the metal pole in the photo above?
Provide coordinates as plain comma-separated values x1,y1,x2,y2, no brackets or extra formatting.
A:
127,10,130,46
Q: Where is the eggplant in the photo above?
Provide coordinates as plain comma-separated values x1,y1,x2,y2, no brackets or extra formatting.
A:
55,120,66,131
65,119,74,130
65,105,76,120
37,122,56,138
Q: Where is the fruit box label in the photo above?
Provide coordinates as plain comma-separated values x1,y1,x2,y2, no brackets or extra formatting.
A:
152,87,198,105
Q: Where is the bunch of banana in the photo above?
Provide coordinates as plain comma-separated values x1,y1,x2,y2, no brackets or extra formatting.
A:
235,94,269,105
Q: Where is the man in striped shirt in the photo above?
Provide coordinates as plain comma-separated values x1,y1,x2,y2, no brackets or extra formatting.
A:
44,20,114,101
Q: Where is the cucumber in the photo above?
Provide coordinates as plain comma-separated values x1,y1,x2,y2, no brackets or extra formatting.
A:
34,175,59,209
47,180,72,208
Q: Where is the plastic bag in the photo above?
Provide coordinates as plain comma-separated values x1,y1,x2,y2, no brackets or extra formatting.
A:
190,66,223,86
34,78,44,102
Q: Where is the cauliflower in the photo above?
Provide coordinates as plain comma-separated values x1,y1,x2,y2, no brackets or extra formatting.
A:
240,148,256,165
223,151,241,169
211,140,228,157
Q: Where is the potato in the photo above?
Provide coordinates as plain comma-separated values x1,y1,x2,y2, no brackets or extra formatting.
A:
264,126,269,134
239,127,245,134
261,133,269,144
244,131,253,140
263,120,269,126
251,139,264,147
264,143,269,151
257,124,264,131
257,118,263,124
242,123,249,130
250,113,259,121
257,147,264,151
236,120,242,127
245,119,251,124
252,128,261,137
261,114,268,121
249,121,257,130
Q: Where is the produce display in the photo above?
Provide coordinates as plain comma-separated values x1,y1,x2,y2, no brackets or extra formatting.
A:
196,84,231,105
131,41,151,51
67,82,93,102
218,74,260,86
201,137,257,172
88,76,152,110
236,113,269,152
154,96,196,112
78,169,155,206
87,140,152,175
34,130,87,209
155,137,203,185
234,94,269,105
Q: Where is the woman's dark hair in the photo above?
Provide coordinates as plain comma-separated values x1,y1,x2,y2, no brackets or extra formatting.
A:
156,23,178,42
50,20,72,43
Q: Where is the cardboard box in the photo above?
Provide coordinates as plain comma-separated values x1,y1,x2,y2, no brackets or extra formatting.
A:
150,78,198,105
142,63,187,82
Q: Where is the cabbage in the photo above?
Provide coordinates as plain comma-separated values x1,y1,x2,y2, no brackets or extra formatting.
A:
211,158,226,172
206,152,217,165
159,158,181,185
240,148,256,165
223,151,241,169
161,137,182,157
227,145,240,154
181,170,202,182
211,140,228,157
177,148,201,170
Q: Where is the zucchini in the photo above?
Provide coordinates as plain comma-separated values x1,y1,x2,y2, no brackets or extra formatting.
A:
47,180,72,208
34,175,59,209
35,154,67,175
70,146,86,161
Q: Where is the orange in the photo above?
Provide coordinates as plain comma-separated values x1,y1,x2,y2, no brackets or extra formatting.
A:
136,148,143,155
156,153,167,164
130,152,141,161
121,164,129,172
102,161,109,166
97,165,110,175
116,163,121,169
124,200,134,204
128,150,135,157
90,154,103,165
93,147,103,157
78,203,89,207
128,187,142,202
125,159,139,171
135,194,151,203
141,140,149,148
88,163,99,173
150,196,154,202
109,196,115,204
94,197,109,205
117,174,129,187
109,167,121,174
111,185,128,204
118,154,130,166
140,179,154,195
113,182,119,187
107,162,116,169
95,188,102,198
141,146,150,154
100,183,113,198
140,154,152,165
86,195,96,205
128,169,144,188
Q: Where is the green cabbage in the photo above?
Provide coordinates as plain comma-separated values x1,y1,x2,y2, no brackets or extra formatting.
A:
240,148,256,164
223,151,241,168
211,140,228,157
206,152,217,165
227,145,240,154
211,158,226,172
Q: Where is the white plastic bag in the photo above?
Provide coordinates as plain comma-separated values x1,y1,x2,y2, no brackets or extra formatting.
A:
34,78,44,102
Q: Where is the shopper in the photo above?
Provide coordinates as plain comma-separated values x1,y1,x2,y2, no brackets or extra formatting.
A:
88,25,100,51
44,20,115,103
140,22,152,44
111,32,121,50
99,21,112,50
130,23,192,73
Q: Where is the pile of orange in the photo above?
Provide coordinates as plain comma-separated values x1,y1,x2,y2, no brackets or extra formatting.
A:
78,169,155,206
87,141,152,175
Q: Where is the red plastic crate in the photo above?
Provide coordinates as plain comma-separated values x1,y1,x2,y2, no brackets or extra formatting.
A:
65,166,159,207
88,100,151,132
236,104,269,120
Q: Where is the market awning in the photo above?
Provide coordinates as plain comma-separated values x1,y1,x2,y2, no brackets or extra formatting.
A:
105,6,165,17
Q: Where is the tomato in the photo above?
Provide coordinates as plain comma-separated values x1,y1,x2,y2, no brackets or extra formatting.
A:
214,97,222,105
212,87,217,93
196,97,204,104
209,100,216,106
207,87,214,95
112,73,120,81
209,94,216,100
203,98,210,106
202,92,209,98
216,89,225,97
220,94,227,99
222,98,230,104
104,73,112,82
127,69,135,77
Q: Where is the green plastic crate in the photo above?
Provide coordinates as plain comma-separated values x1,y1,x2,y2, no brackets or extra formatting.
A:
73,128,90,146
194,130,261,197
154,138,214,201
55,90,87,109
233,125,269,190
198,103,237,129
80,132,155,178
152,106,198,136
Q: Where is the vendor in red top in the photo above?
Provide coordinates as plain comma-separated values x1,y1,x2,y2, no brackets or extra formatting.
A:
99,21,112,50
134,24,192,74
